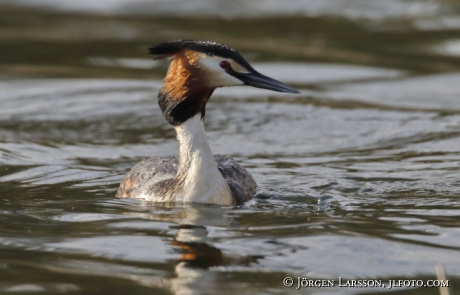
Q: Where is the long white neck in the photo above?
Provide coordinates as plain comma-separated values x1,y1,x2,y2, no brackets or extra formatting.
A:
173,114,233,205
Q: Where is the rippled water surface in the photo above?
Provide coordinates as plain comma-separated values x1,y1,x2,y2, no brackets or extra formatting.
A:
1,1,460,294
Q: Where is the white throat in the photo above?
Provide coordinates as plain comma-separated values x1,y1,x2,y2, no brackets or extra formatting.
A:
174,114,233,205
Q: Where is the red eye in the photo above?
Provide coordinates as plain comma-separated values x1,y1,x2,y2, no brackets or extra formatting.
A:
219,61,230,69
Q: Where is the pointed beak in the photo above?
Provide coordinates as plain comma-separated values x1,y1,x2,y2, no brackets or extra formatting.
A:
235,72,300,94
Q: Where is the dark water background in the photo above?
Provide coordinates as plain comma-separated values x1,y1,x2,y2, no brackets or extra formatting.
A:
1,1,460,294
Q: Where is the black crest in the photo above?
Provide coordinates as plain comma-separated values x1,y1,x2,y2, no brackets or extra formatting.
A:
149,40,254,71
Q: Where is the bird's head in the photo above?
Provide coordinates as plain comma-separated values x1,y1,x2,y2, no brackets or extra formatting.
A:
149,40,299,125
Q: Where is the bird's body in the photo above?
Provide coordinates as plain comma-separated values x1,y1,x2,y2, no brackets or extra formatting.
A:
117,40,299,205
117,114,256,205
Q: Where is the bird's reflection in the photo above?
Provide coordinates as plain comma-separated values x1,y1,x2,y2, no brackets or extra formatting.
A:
171,225,223,269
128,201,232,295
166,225,223,295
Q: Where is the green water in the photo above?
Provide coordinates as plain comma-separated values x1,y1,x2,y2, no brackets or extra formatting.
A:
0,2,460,294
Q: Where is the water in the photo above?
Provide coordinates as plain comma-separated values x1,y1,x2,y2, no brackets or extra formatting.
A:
1,1,460,294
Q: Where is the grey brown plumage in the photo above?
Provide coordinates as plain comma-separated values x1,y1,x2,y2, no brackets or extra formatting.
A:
117,155,256,205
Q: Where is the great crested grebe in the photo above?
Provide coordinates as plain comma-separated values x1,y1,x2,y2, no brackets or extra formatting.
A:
117,40,299,205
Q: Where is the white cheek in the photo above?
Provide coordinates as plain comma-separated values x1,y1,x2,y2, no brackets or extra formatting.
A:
200,59,244,88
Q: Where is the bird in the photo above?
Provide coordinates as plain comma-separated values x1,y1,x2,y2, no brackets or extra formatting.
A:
117,40,299,206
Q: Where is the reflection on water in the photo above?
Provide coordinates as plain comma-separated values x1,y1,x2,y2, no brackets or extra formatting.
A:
1,1,460,295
